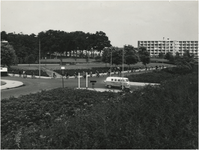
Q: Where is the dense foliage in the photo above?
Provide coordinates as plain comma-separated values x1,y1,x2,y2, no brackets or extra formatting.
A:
1,69,198,149
1,41,17,67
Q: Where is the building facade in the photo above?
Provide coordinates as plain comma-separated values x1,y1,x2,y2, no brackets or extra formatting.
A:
138,40,198,58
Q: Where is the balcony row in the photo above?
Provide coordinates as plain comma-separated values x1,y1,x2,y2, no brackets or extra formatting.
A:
139,41,198,43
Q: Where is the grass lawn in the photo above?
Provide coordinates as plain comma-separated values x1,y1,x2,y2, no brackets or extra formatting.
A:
10,61,174,71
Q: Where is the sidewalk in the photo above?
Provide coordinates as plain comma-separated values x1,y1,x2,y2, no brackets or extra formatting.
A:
1,79,24,90
76,88,122,93
129,82,159,86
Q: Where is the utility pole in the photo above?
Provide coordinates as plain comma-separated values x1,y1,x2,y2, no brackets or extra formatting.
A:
122,48,124,90
122,48,124,77
110,47,112,76
39,40,41,79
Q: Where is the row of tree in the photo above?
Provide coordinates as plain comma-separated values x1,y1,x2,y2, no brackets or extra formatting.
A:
1,30,111,64
164,51,196,70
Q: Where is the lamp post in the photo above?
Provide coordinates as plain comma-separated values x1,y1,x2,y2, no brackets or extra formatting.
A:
122,48,124,78
122,48,125,90
110,47,112,76
45,57,47,66
39,40,41,79
61,66,65,88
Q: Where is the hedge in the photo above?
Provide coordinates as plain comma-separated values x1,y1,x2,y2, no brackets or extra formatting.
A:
8,68,49,77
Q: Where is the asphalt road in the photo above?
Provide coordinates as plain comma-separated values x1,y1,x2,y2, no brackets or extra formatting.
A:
1,75,107,99
1,69,160,99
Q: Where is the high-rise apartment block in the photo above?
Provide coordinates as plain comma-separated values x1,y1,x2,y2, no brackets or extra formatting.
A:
138,40,198,58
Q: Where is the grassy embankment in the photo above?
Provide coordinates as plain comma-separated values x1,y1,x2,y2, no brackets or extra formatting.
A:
8,58,173,77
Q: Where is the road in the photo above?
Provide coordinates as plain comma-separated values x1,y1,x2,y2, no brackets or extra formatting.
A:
1,75,107,99
1,69,162,99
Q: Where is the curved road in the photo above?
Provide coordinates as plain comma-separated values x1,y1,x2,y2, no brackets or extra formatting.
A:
1,68,166,99
1,76,107,99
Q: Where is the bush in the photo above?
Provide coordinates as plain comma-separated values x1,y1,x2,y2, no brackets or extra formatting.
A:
1,72,198,149
8,68,49,77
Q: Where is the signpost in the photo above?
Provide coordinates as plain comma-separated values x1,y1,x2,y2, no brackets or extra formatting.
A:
86,72,88,89
90,80,96,89
78,73,80,89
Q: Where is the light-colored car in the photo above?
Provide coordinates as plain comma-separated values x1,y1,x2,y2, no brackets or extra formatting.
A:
104,76,130,89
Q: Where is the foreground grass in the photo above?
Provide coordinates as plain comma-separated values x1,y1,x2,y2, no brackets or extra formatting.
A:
1,71,198,149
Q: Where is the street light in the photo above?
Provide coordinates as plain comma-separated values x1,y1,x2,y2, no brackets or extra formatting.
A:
61,66,65,88
39,40,41,79
122,48,124,90
110,47,112,76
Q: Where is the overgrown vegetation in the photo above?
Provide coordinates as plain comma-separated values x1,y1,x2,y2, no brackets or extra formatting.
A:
1,65,198,149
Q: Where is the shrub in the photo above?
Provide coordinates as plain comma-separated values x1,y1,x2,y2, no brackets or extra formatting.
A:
1,72,198,149
8,68,49,77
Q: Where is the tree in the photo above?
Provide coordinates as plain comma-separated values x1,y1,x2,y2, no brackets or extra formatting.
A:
112,47,123,65
158,52,165,58
102,46,123,66
2,31,38,64
124,45,139,67
138,47,150,66
25,54,35,66
175,50,195,70
94,31,111,54
1,31,8,41
101,47,111,64
175,52,180,59
1,41,17,67
165,52,174,62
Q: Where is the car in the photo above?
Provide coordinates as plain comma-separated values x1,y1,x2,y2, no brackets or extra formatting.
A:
104,76,130,89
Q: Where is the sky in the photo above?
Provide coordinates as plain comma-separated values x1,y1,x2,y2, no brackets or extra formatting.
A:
1,0,198,47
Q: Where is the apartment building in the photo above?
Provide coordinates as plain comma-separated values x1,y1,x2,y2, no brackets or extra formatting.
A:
138,40,198,58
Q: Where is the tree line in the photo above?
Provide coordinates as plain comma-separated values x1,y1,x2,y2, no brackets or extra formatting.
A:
1,30,151,68
1,30,111,64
